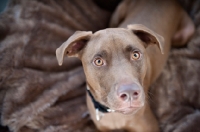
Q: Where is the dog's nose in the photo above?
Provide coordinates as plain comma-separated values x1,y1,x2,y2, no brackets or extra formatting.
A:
117,84,141,102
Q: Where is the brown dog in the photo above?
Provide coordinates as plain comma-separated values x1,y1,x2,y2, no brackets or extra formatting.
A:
56,0,194,131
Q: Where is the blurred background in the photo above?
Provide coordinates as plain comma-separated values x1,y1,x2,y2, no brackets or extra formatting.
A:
0,0,8,12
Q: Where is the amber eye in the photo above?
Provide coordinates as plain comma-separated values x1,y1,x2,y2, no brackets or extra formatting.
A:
94,58,104,66
131,52,140,60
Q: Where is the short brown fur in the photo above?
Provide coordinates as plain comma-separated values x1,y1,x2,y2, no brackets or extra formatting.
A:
56,0,194,131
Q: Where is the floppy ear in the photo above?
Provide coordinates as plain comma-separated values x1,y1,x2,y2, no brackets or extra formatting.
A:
56,31,92,66
127,24,164,54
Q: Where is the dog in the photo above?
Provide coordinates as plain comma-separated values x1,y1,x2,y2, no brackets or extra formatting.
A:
56,0,194,131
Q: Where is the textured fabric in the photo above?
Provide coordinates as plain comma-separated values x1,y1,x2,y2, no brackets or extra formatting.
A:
0,0,110,131
150,1,200,131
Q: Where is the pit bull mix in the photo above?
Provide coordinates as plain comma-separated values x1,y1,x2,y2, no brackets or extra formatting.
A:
56,0,194,131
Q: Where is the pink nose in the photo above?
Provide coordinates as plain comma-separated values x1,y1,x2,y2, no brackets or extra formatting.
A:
117,84,141,102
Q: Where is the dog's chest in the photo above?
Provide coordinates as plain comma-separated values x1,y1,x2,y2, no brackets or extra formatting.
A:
98,112,129,129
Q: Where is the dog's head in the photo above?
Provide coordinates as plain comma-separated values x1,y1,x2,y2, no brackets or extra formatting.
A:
56,24,164,114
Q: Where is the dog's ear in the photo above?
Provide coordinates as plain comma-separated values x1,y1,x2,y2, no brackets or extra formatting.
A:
128,24,164,54
56,31,92,66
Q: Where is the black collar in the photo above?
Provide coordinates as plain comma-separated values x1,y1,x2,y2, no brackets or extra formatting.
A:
87,89,110,113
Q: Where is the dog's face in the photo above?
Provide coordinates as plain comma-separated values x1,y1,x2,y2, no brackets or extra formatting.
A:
56,24,164,114
82,29,147,114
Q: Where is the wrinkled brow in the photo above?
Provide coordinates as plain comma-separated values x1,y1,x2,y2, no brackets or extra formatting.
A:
125,45,140,52
93,50,108,58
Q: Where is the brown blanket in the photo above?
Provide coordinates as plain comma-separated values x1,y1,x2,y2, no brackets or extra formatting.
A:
0,0,199,132
150,0,200,131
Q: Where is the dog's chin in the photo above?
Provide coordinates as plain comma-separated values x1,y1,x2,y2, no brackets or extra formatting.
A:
117,107,142,115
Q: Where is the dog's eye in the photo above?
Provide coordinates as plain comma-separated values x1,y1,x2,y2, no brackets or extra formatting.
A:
131,51,140,60
94,58,104,66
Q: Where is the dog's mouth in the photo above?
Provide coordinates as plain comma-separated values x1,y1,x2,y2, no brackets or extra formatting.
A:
106,99,145,115
116,106,142,114
105,99,145,115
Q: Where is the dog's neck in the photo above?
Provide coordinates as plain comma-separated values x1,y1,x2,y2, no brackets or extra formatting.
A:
86,85,115,121
87,89,110,113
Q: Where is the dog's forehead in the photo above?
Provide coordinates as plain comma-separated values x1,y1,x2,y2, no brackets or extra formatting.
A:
86,28,144,51
88,28,141,48
93,28,133,42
